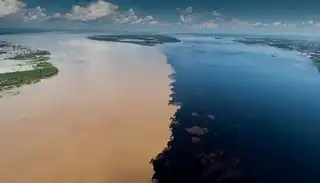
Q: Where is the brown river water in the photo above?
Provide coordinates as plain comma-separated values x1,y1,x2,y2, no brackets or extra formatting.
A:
0,35,176,183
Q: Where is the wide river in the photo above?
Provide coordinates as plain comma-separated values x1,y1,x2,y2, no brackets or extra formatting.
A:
163,35,320,183
0,33,176,183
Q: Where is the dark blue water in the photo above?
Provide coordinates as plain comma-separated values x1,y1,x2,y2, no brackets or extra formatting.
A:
159,35,320,183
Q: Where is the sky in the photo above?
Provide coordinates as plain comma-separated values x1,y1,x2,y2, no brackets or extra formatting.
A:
20,0,320,20
1,0,320,34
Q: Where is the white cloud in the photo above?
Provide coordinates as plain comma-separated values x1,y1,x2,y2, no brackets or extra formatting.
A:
253,22,268,27
273,21,282,26
179,14,193,23
253,22,262,26
113,8,139,23
23,6,48,21
144,15,153,21
113,9,158,24
308,20,314,24
229,18,249,25
200,21,218,28
176,6,248,27
184,6,193,14
287,23,297,27
149,20,159,24
212,10,221,17
0,1,121,23
0,0,25,17
66,1,118,21
59,2,158,25
53,13,62,19
178,6,195,24
3,1,303,29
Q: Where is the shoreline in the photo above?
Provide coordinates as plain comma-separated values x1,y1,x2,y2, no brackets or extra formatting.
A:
0,41,59,95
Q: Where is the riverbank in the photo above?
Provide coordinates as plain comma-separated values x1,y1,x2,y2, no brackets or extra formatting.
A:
0,41,58,95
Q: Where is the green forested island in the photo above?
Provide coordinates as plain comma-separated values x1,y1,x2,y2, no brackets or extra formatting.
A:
0,41,58,93
88,34,181,46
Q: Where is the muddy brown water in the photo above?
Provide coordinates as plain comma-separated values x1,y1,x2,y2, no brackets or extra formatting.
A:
0,37,176,183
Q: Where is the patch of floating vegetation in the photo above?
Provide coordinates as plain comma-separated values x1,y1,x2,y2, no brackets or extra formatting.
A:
0,41,58,95
87,34,181,46
234,37,320,72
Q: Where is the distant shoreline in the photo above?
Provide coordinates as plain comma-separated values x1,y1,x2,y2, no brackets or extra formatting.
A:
87,34,181,46
235,37,320,72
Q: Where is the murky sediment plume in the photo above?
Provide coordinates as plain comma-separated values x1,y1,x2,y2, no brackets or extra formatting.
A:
0,38,176,183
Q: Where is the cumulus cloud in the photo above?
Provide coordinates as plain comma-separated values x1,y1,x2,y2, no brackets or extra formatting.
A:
308,20,314,24
0,1,246,27
3,1,308,29
144,15,154,21
200,21,218,28
52,13,62,19
253,22,262,26
177,6,248,27
229,18,249,25
177,6,215,24
253,22,268,27
178,7,194,24
176,6,316,30
43,1,159,24
184,6,193,14
273,21,282,26
0,0,25,17
113,8,138,23
112,8,159,24
0,1,50,22
180,14,193,23
23,6,48,21
149,20,159,24
65,1,118,21
212,10,221,17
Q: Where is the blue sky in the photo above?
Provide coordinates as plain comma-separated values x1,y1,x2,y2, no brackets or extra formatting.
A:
1,0,320,34
19,0,320,19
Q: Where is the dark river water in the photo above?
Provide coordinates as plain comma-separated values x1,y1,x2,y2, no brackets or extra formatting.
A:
159,35,320,183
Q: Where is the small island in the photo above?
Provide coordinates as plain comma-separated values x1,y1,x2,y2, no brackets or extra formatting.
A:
87,34,181,46
0,41,58,95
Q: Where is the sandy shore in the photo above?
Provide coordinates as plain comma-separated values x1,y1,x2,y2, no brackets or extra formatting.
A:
0,36,175,183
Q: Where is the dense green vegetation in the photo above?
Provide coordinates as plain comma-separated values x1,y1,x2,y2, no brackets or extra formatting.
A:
0,61,58,91
10,50,50,60
0,42,59,93
88,34,181,46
